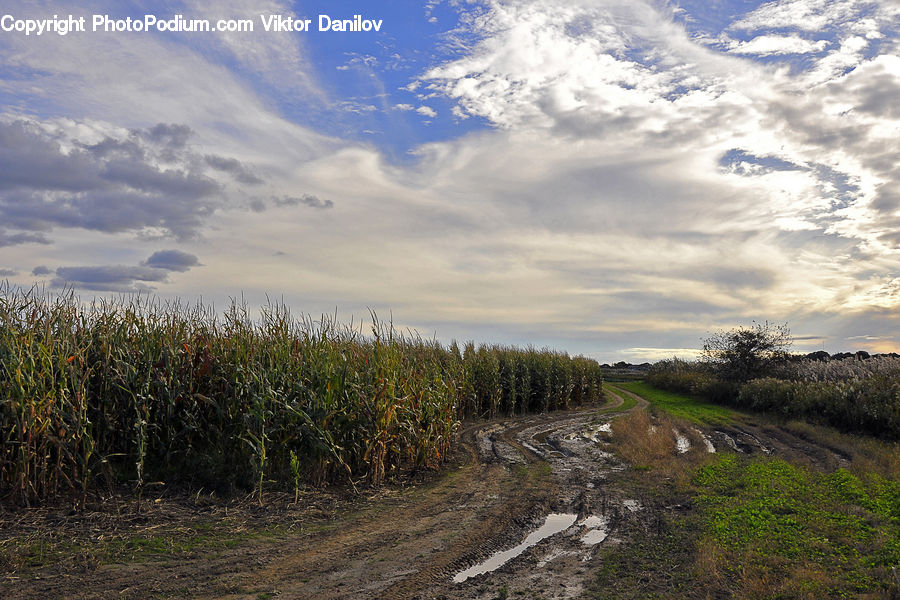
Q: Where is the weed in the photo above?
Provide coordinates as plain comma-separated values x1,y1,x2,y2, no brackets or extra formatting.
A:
691,454,900,597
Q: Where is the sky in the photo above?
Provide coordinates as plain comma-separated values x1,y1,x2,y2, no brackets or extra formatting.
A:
1,0,899,363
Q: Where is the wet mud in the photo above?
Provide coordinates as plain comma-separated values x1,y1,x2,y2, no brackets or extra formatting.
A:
2,386,858,600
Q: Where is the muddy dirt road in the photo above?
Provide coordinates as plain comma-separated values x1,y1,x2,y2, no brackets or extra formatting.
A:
3,386,857,600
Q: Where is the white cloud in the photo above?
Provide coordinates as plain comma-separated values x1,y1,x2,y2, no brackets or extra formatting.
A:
619,347,704,361
2,0,900,360
727,34,830,56
422,0,761,134
729,0,870,33
181,0,323,101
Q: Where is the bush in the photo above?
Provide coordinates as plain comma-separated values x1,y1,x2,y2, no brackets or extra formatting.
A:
647,356,900,439
702,322,792,383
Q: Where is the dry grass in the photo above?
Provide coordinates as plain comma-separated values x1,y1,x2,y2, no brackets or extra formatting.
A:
609,409,716,481
692,534,726,588
610,410,675,467
784,420,900,480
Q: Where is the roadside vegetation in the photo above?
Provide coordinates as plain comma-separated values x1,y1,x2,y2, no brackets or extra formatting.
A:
0,285,604,506
611,381,735,425
647,322,900,439
593,382,900,599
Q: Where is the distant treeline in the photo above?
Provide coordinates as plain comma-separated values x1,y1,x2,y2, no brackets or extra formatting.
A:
648,355,900,439
0,286,604,505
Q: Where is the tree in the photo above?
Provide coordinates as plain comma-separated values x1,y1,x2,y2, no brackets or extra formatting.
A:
702,321,792,382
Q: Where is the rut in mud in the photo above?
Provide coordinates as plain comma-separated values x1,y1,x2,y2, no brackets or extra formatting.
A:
2,387,858,600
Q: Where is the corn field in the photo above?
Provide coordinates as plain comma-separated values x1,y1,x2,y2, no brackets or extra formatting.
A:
0,286,604,505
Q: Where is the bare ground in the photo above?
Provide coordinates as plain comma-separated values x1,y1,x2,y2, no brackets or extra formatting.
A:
1,388,860,600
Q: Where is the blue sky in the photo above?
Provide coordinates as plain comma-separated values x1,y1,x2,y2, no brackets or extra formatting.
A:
1,0,899,361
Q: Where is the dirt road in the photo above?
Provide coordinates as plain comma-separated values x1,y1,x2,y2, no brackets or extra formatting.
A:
3,386,857,600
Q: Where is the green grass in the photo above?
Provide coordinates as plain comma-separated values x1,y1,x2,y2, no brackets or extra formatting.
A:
591,447,900,598
614,381,735,424
512,460,552,483
102,522,276,564
595,387,638,414
693,454,900,596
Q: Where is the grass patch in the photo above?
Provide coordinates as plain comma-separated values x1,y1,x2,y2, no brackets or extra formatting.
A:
692,453,900,597
606,405,717,487
591,399,900,599
783,420,900,481
513,461,552,483
597,387,638,414
105,525,253,562
615,381,735,424
590,449,900,599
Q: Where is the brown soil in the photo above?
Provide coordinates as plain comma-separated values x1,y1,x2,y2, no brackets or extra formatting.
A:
1,388,861,600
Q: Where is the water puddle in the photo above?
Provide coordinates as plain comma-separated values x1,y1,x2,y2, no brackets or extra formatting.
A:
674,429,691,453
563,423,612,444
578,514,610,545
452,513,578,583
580,528,609,545
692,428,716,453
623,499,641,512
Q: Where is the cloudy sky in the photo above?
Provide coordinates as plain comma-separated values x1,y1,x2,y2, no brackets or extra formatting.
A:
1,0,899,361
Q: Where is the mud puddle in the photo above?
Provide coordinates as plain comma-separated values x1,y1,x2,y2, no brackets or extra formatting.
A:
577,515,610,545
453,513,578,582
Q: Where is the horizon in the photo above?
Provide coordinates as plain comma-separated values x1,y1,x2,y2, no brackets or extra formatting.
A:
1,0,898,364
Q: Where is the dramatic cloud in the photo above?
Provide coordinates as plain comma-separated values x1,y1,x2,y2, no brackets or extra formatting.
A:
141,250,202,272
52,265,171,292
0,118,272,241
205,155,264,185
0,120,101,192
50,250,202,292
0,228,50,248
